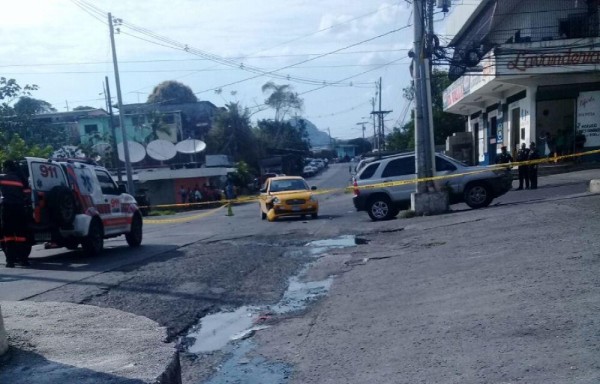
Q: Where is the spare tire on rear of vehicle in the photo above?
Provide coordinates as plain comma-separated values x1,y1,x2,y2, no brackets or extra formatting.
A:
47,185,76,226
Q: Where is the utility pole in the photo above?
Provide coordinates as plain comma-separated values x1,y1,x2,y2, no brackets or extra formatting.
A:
108,12,135,195
104,76,122,183
371,97,377,151
356,122,367,139
411,0,448,214
371,78,392,152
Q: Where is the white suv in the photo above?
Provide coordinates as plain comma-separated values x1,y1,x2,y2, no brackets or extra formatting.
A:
1,157,143,262
352,152,513,221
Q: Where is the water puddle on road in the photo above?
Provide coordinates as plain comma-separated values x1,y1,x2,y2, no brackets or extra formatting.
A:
268,273,333,314
187,235,357,355
187,306,261,354
284,235,358,258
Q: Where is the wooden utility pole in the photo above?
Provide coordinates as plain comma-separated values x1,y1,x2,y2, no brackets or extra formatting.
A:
108,12,135,195
371,78,392,152
104,76,122,183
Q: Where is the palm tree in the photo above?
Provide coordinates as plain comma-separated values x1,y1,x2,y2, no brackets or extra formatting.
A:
261,82,303,121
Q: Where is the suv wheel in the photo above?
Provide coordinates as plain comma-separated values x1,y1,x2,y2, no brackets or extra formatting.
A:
48,186,76,226
367,196,395,221
125,214,143,247
464,183,492,209
81,219,104,256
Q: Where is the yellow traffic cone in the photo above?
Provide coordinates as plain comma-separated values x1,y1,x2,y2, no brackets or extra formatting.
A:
226,202,234,216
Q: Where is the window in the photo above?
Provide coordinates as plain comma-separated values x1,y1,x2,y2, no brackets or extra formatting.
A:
359,163,379,180
95,170,118,195
559,13,597,39
84,124,98,135
381,157,415,178
435,157,457,172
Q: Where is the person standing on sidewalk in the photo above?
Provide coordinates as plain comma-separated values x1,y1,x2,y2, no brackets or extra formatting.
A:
528,142,540,189
495,146,513,164
516,143,530,190
0,160,30,268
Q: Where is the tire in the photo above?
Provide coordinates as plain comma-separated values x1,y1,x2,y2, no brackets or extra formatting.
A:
4,243,32,262
125,214,143,247
261,209,266,220
81,218,103,256
464,183,492,209
311,213,318,219
48,186,76,226
367,195,395,221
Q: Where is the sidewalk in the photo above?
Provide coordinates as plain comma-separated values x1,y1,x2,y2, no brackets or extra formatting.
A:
0,302,181,384
254,174,600,383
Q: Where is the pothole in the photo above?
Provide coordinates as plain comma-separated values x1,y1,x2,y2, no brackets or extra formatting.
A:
186,235,359,354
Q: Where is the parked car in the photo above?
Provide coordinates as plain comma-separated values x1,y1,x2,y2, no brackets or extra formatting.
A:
259,176,319,221
303,165,317,178
0,157,143,262
352,152,513,221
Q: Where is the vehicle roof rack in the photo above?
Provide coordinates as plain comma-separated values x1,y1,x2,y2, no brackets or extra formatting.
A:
51,157,98,165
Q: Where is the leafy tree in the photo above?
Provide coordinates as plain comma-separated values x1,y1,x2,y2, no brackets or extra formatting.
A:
387,121,415,152
0,134,52,163
255,119,310,175
0,78,56,160
147,80,198,105
393,69,465,147
13,96,56,115
0,77,37,102
261,82,303,121
206,102,258,167
73,105,96,111
142,112,172,144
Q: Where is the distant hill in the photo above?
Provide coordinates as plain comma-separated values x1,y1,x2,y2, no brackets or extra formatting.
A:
289,117,330,148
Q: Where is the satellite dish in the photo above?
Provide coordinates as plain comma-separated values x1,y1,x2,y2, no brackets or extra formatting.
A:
53,145,85,159
147,139,177,161
176,138,207,154
92,142,111,156
117,141,146,163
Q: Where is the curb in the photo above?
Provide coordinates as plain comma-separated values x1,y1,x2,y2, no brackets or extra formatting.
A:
0,305,7,356
590,179,600,193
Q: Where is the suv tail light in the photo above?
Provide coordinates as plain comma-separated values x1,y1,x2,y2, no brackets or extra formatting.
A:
353,180,359,196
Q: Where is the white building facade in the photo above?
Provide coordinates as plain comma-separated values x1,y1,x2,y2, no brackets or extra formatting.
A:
443,0,600,165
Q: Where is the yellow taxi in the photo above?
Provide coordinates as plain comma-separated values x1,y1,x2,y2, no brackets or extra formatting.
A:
259,176,319,221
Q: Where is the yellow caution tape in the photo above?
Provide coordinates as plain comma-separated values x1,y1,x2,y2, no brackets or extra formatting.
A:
141,148,600,223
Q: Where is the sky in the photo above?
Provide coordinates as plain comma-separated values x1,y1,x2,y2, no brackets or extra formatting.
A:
0,0,452,141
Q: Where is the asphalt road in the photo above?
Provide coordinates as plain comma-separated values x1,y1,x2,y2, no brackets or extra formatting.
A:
0,162,597,383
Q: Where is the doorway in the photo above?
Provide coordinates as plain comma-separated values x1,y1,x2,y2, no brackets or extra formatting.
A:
511,107,520,156
489,116,497,164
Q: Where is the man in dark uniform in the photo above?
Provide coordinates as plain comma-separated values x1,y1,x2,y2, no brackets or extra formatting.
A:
0,160,30,267
528,142,540,189
495,145,513,164
515,143,530,190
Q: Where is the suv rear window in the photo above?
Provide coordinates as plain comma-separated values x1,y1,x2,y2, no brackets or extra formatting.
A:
381,157,415,177
359,163,379,180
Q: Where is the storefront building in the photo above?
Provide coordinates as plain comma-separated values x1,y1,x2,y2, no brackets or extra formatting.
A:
443,0,600,165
